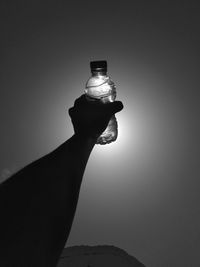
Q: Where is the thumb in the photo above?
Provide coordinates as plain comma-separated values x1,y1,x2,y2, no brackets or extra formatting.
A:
105,101,124,116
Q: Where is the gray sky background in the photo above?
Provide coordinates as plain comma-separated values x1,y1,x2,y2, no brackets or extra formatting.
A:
0,1,200,266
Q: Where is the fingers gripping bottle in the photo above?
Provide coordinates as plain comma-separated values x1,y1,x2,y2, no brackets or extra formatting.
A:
85,60,118,145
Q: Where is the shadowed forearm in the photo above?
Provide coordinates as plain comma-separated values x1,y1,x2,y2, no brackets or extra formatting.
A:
0,134,96,267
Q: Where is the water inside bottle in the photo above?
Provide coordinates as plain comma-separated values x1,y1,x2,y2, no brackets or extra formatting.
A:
85,71,117,144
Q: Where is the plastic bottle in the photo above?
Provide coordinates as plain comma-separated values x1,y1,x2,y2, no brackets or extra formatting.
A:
85,60,118,145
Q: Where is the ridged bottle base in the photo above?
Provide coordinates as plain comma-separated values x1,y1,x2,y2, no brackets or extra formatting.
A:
97,115,118,145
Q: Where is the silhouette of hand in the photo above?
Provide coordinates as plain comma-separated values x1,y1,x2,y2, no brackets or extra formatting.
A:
69,94,123,139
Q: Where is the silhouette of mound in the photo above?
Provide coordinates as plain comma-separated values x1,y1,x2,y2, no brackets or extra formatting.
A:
57,245,146,267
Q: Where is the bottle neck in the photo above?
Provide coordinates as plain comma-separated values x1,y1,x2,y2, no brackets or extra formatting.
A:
91,70,107,76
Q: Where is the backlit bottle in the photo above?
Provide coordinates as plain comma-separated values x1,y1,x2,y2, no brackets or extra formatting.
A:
85,60,118,145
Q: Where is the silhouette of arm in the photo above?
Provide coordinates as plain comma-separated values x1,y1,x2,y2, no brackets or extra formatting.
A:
0,95,123,267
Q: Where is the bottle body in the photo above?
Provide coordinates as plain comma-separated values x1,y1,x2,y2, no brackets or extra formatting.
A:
85,66,118,145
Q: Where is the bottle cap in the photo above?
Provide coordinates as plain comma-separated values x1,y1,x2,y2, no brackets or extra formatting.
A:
90,60,107,72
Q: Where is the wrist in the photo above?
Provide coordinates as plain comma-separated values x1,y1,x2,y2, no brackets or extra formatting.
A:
73,133,97,147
